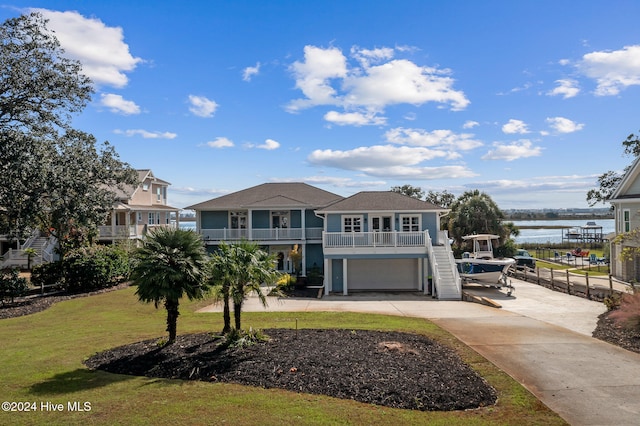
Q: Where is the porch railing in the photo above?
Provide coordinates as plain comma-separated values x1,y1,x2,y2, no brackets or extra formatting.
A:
98,225,137,238
200,227,323,242
323,231,428,248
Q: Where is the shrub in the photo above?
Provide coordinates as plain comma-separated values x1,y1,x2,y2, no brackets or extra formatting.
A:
609,292,640,332
224,327,269,348
604,292,623,311
30,261,65,289
306,266,323,285
0,268,29,305
63,245,131,293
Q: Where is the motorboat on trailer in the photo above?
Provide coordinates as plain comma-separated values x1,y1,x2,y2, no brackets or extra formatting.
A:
455,234,516,295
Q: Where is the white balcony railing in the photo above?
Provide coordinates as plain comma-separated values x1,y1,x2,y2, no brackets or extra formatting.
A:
98,225,137,238
323,231,428,248
200,227,323,242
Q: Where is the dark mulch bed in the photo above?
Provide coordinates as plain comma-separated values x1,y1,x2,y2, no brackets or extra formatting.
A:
84,328,498,411
592,312,640,354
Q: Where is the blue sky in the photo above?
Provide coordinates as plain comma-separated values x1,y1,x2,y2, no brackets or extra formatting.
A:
3,1,640,210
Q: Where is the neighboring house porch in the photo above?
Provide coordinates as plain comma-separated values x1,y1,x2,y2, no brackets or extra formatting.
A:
98,169,180,243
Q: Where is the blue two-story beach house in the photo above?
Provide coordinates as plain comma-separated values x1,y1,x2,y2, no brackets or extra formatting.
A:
187,183,461,300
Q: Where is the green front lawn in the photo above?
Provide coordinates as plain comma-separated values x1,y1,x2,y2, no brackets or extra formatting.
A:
0,287,565,425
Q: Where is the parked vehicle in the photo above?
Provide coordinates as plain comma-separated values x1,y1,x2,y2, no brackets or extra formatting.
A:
513,249,536,269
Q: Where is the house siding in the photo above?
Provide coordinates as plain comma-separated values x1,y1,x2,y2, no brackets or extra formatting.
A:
201,211,228,229
306,210,323,228
252,210,270,228
306,243,323,271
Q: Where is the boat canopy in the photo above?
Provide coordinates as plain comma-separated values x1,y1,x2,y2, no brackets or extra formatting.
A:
462,234,500,259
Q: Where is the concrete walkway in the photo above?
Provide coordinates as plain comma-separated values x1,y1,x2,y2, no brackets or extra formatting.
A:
198,281,640,425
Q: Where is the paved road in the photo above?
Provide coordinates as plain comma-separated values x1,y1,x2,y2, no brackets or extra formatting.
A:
198,280,640,425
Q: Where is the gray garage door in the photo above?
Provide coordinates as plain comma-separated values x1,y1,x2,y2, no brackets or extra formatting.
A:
347,258,419,291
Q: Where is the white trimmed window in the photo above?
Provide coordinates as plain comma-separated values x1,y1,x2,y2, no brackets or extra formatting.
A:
343,215,363,232
400,215,420,232
623,209,631,233
148,212,160,225
230,211,247,229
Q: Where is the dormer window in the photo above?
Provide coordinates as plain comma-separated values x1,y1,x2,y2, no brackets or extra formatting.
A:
142,183,149,191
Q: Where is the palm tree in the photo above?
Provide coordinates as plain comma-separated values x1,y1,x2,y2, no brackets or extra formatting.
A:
208,242,235,334
132,227,209,344
230,241,279,330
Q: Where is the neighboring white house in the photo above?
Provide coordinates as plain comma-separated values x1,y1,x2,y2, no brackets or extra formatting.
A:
608,156,640,282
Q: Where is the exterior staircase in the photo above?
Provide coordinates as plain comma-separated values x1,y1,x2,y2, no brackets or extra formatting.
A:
430,243,462,300
1,231,57,269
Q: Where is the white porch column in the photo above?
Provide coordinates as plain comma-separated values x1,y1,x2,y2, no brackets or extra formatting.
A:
126,210,131,238
301,209,306,240
323,258,330,295
247,209,252,240
111,211,116,238
301,243,307,276
419,258,425,294
343,258,348,295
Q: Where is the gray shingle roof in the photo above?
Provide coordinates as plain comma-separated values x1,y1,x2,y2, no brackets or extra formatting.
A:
186,183,344,210
317,191,446,212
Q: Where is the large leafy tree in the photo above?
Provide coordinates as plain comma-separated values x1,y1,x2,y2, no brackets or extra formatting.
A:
132,228,210,344
0,12,92,134
587,132,640,206
425,190,456,208
391,184,425,199
0,13,136,241
447,190,517,247
40,130,137,256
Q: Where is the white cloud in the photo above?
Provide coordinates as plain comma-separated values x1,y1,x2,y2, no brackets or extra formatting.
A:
579,45,640,95
343,59,469,110
287,45,469,117
287,45,348,111
243,62,261,81
463,120,479,129
502,119,529,134
100,93,140,115
114,129,177,139
271,176,387,188
245,139,281,150
385,127,483,151
481,140,542,161
188,95,218,117
546,116,585,133
34,9,141,88
350,46,395,67
548,79,580,98
309,145,448,169
205,137,234,148
324,110,386,126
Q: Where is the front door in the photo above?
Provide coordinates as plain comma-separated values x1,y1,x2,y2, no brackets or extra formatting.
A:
371,216,392,245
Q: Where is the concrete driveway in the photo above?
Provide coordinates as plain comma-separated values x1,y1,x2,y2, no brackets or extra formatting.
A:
198,280,640,425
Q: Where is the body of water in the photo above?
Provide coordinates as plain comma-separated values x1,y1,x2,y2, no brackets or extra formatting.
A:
511,219,614,245
178,221,196,231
